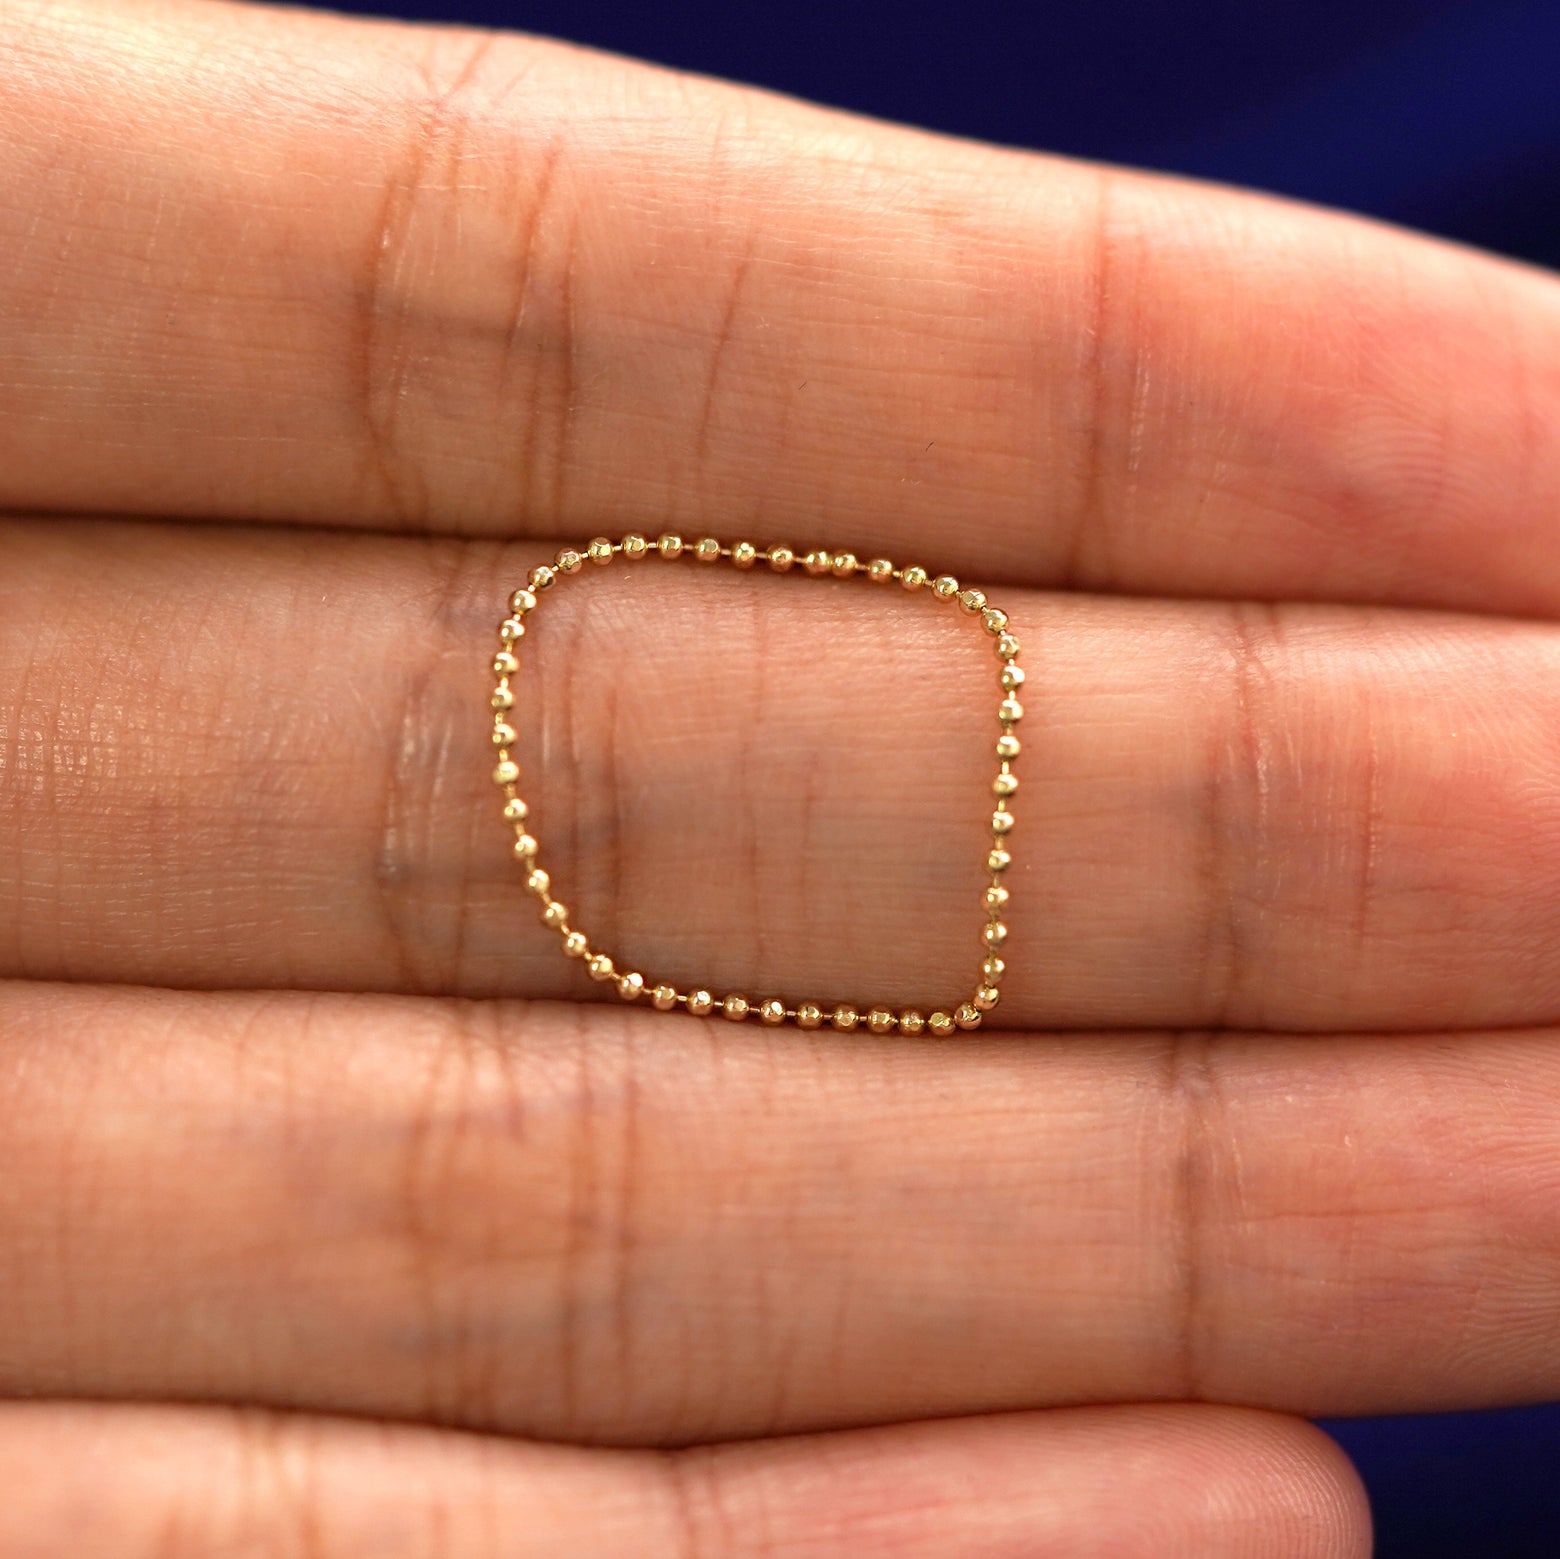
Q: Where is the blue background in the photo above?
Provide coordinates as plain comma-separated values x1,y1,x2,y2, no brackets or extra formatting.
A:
308,0,1560,1551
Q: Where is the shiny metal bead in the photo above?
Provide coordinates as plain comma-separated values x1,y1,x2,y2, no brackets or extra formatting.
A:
984,884,1009,911
831,1005,860,1032
991,809,1015,834
796,1003,823,1029
509,589,538,614
954,1003,982,1030
958,589,987,614
831,552,858,578
526,868,550,895
982,954,1006,981
898,1010,926,1035
768,545,796,572
803,550,832,576
973,984,1001,1011
992,771,1018,797
927,1010,955,1036
931,574,960,600
867,557,894,582
513,833,538,858
491,686,515,710
542,901,569,928
651,983,679,1010
732,541,758,569
555,548,583,574
502,797,529,822
995,633,1021,659
686,989,715,1015
996,734,1022,760
621,534,649,559
999,698,1024,723
1000,664,1025,691
657,533,684,558
693,537,722,563
867,1008,896,1034
587,537,614,565
529,565,556,590
722,994,751,1021
491,723,516,747
493,760,520,786
498,617,525,642
760,999,787,1025
563,931,589,957
493,651,519,676
587,954,615,981
983,921,1009,947
987,847,1012,872
900,566,927,590
981,606,1008,633
618,971,646,1000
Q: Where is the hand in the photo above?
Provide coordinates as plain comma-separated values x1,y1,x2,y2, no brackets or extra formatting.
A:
6,1,1560,1553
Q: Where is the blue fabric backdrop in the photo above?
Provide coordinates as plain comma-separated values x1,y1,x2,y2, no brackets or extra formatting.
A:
303,1,1560,1551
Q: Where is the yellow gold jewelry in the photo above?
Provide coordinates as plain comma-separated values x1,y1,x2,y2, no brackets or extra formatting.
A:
490,536,1022,1034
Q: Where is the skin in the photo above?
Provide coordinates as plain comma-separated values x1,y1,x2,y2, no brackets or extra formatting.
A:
4,0,1560,1551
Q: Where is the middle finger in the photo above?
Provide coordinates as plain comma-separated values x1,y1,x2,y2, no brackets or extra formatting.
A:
5,516,1560,1031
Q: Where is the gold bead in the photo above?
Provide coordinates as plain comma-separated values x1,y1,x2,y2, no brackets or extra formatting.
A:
928,1010,955,1036
555,548,583,574
657,533,684,559
509,588,538,615
996,633,1021,659
768,544,796,572
831,552,858,578
694,537,721,563
831,1005,860,1031
982,606,1008,634
982,954,1006,981
618,971,646,1000
983,921,1009,947
760,999,786,1025
999,664,1025,691
997,734,1022,760
900,566,928,591
491,722,516,747
491,686,514,711
984,884,1009,911
651,984,678,1010
992,771,1018,798
867,557,894,582
621,533,649,559
999,698,1024,723
958,589,987,614
587,953,615,982
898,1010,926,1035
499,617,525,641
526,868,550,895
931,574,960,600
974,983,1001,1011
513,833,538,858
542,901,569,929
563,931,589,957
502,797,529,822
867,1008,896,1034
796,1003,823,1029
991,809,1015,834
686,989,715,1015
493,760,520,786
587,537,614,565
732,541,758,569
803,549,832,576
529,565,555,590
493,651,519,676
987,847,1012,873
722,994,751,1021
954,1003,982,1030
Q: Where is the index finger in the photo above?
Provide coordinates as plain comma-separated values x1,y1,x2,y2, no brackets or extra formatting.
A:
3,0,1559,611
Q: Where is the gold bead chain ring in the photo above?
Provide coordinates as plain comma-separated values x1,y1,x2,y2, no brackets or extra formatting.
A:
489,534,1022,1035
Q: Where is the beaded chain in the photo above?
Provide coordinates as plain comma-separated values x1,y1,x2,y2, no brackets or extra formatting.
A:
489,534,1023,1035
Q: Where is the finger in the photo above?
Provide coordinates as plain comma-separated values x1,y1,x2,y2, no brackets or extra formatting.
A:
0,1402,1367,1559
8,518,1560,1032
2,3,1559,613
1,980,1557,1436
